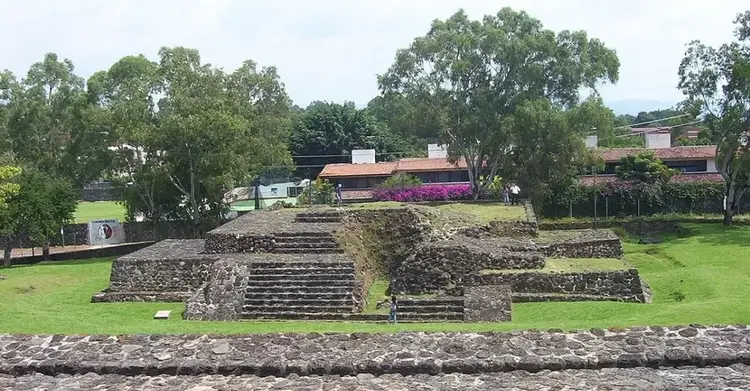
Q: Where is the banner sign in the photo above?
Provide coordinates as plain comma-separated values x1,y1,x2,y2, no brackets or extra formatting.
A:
88,220,125,245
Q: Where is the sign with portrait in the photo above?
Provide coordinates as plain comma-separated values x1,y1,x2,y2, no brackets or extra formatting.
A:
88,219,125,245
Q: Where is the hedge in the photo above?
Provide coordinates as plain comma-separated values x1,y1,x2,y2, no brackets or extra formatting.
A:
542,181,749,218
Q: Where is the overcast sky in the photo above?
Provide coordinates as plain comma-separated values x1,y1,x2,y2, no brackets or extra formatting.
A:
2,0,747,112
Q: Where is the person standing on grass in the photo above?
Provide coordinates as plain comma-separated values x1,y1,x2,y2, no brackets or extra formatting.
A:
501,186,510,205
510,183,521,205
388,295,398,324
335,184,343,207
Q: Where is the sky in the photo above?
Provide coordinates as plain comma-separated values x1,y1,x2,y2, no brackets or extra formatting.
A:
1,0,748,114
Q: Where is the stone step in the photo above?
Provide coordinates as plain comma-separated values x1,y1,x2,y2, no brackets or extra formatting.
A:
272,232,333,238
246,286,353,294
242,305,355,313
273,237,338,244
274,242,340,249
251,261,353,269
294,218,342,223
246,279,355,287
512,292,627,303
244,298,354,306
295,212,344,218
250,267,355,275
273,248,345,254
244,292,354,300
397,299,465,306
246,273,355,282
396,305,464,314
240,312,465,321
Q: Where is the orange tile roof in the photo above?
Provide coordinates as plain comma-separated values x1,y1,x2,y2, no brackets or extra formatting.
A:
318,162,397,178
394,158,467,172
596,146,716,162
319,158,466,178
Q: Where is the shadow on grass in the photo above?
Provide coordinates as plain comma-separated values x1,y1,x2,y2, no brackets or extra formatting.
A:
684,224,750,247
14,257,115,268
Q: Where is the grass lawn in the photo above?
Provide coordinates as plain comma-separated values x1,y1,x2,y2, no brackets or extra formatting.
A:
347,201,526,224
73,201,127,223
1,223,750,334
481,258,629,275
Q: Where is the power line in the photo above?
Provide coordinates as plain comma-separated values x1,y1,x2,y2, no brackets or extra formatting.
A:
613,114,692,130
291,151,419,159
614,120,705,138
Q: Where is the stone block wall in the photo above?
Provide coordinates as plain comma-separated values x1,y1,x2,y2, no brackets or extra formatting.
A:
540,238,623,259
185,261,251,321
391,239,545,295
463,285,512,322
92,240,218,302
204,234,276,254
468,269,651,303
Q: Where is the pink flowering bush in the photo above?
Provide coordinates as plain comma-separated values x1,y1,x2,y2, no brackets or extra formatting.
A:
373,184,472,202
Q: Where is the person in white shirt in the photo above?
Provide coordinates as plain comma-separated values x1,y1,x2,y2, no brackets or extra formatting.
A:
509,183,521,205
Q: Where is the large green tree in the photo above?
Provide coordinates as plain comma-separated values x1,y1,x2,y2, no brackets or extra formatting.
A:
96,48,293,228
678,10,750,225
290,101,413,177
378,8,619,198
2,53,111,186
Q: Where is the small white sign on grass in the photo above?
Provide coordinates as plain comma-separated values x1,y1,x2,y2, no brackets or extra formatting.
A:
154,310,172,320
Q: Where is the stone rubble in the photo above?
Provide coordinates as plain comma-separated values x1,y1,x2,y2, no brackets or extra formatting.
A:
3,365,749,391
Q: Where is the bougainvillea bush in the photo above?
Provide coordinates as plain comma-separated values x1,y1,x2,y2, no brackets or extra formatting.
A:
373,184,472,202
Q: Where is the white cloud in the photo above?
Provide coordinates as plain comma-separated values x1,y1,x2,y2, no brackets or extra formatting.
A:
1,0,747,109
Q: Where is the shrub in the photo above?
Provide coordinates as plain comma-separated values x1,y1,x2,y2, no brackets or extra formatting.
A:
373,184,472,202
297,179,335,205
378,173,422,189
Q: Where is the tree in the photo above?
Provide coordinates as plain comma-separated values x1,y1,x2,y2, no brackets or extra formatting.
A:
1,169,77,266
678,10,750,225
378,8,619,198
290,101,412,178
366,94,439,152
0,166,21,209
502,99,590,207
2,53,112,186
615,152,674,184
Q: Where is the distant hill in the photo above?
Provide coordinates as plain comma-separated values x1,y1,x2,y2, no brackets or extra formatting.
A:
607,99,679,116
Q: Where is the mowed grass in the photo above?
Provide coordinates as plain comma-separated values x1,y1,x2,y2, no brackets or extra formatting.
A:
348,201,526,223
481,258,629,274
73,201,127,223
1,224,750,334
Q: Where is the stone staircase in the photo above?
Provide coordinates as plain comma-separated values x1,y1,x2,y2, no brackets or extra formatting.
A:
242,257,359,320
272,232,344,254
294,211,343,223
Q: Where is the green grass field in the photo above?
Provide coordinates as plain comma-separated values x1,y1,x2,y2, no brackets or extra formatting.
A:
481,258,629,274
348,201,526,223
1,223,749,334
73,201,127,223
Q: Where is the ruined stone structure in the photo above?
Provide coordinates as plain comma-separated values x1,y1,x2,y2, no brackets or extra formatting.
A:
95,202,649,321
2,326,750,389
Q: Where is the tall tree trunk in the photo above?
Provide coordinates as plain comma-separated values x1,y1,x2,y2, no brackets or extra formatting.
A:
724,183,736,226
42,242,50,260
723,209,734,226
3,243,12,268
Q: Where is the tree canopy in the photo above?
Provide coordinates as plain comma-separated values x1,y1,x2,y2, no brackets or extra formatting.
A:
678,10,750,225
377,8,620,199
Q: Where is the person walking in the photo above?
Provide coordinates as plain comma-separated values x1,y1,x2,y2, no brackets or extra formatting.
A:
510,183,521,205
388,295,398,324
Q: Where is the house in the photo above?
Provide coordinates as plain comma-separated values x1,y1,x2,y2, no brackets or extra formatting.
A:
581,133,721,184
319,134,723,201
224,180,309,211
318,145,469,201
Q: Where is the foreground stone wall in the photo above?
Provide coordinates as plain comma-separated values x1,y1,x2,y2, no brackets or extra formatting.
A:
92,240,218,302
468,269,651,303
8,366,749,390
0,326,748,377
185,261,251,321
539,230,623,259
391,238,544,295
